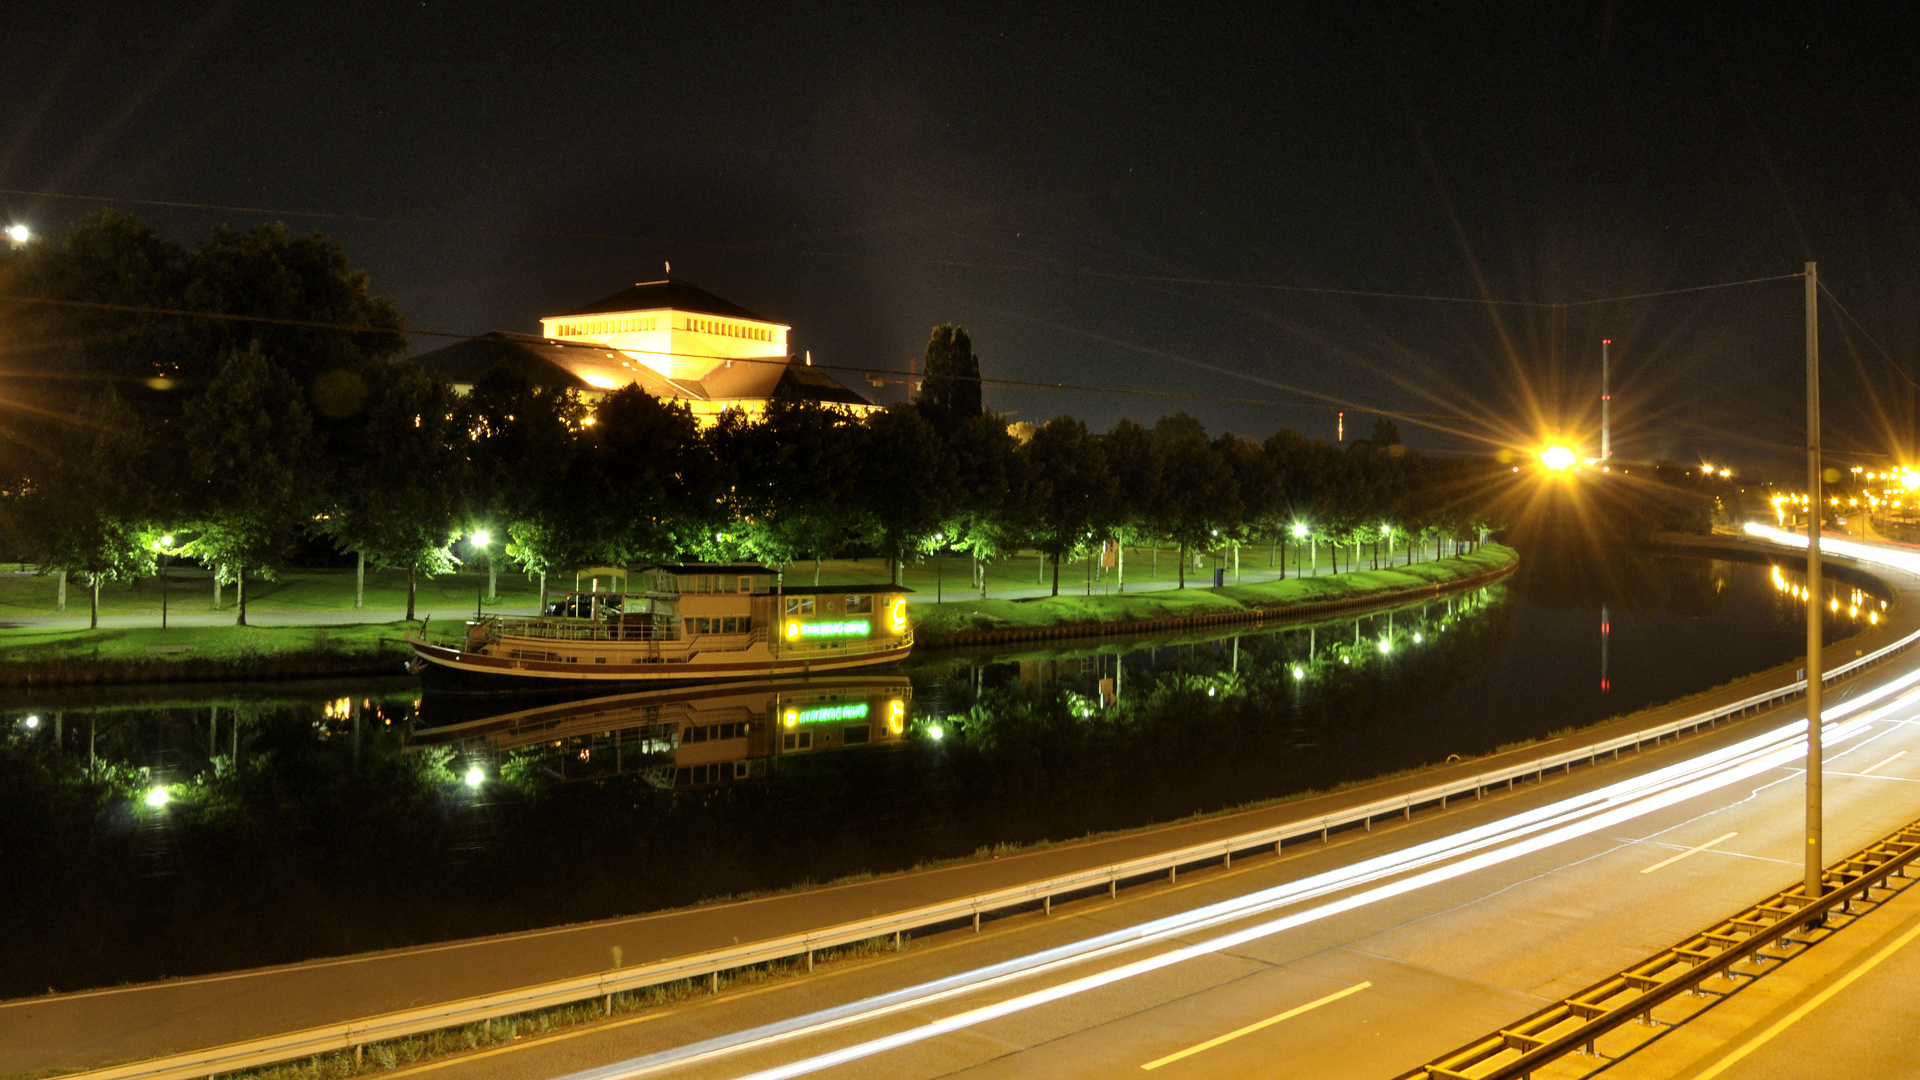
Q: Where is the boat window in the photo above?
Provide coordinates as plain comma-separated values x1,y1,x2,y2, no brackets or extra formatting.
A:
785,597,815,615
843,725,870,745
738,576,752,593
844,595,873,614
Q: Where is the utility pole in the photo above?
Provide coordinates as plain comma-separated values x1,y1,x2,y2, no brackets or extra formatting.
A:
1600,339,1612,461
1804,260,1824,902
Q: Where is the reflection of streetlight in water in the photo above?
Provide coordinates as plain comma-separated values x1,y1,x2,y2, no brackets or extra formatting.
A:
1599,604,1610,694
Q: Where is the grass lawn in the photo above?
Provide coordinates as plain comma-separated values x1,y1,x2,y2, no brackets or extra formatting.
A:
909,545,1517,643
0,623,412,686
0,565,543,618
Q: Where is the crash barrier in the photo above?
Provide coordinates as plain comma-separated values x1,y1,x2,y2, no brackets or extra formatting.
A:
1395,813,1920,1079
67,546,1920,1080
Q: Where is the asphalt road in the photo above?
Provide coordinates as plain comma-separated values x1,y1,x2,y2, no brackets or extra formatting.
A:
6,531,1912,1080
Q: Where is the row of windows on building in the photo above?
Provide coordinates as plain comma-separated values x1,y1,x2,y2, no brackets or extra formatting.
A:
555,316,776,341
686,616,753,635
783,595,875,615
682,721,750,743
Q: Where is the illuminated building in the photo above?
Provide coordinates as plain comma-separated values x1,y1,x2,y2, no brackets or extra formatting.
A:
405,277,875,423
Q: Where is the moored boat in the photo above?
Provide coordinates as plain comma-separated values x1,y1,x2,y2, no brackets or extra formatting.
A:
404,564,913,684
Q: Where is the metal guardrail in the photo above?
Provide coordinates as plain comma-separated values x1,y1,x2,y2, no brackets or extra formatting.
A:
69,547,1920,1080
1396,814,1920,1080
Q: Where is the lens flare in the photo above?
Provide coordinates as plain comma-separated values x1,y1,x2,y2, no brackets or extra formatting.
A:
1539,445,1577,471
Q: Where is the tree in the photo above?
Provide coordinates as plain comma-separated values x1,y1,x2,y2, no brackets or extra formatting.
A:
1023,416,1115,596
857,404,952,585
914,324,983,434
14,389,158,627
939,412,1025,596
720,397,867,580
458,366,590,606
1150,415,1237,588
181,345,318,626
321,368,465,621
579,386,714,564
1100,418,1163,592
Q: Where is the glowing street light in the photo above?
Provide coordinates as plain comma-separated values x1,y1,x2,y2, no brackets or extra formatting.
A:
1539,445,1578,471
463,766,485,789
5,224,28,246
470,530,492,617
1901,471,1920,492
145,786,171,808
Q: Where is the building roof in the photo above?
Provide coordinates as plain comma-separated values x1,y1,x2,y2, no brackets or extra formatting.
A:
403,331,691,397
778,583,915,595
557,278,775,322
404,334,874,410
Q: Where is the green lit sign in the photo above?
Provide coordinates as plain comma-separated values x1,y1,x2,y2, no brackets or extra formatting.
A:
784,702,871,726
788,619,871,639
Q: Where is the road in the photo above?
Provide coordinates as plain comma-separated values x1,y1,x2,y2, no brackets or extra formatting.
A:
5,531,1907,1080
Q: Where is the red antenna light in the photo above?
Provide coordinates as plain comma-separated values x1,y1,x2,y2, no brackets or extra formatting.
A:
1602,338,1612,345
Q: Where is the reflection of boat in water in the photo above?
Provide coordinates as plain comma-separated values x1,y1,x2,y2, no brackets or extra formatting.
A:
406,675,911,789
404,564,913,686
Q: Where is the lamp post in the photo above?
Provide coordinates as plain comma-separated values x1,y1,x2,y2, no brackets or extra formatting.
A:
1804,262,1824,902
934,534,944,603
1292,523,1309,580
153,535,174,630
471,530,491,619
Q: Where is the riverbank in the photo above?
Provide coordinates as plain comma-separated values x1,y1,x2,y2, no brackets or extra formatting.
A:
0,548,1517,687
912,544,1517,647
0,623,408,688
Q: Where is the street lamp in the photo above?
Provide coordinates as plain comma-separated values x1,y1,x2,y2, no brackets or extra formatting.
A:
470,531,491,618
152,534,175,629
933,533,944,603
5,224,28,247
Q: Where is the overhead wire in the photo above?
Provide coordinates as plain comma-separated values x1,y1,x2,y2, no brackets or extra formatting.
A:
0,290,1432,418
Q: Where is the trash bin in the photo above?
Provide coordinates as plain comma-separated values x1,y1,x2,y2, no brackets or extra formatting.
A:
1213,567,1225,588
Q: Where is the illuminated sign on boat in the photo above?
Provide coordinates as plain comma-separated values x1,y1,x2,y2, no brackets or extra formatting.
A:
783,702,871,726
787,619,870,638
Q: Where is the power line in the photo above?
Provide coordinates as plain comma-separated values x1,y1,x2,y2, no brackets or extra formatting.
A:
0,185,1804,311
1818,281,1919,390
0,290,1439,418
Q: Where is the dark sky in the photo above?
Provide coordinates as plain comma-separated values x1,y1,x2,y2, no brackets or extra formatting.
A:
3,2,1917,472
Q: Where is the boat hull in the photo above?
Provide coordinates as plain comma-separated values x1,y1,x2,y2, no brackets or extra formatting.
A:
404,634,911,686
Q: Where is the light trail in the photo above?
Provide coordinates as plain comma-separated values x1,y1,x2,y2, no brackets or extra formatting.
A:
549,530,1920,1080
558,668,1920,1080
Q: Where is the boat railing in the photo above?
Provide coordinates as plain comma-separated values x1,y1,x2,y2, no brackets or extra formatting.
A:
487,616,680,643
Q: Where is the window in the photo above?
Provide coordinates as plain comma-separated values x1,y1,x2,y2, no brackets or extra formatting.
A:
843,725,870,745
785,597,816,615
738,576,752,593
844,595,873,614
782,731,814,751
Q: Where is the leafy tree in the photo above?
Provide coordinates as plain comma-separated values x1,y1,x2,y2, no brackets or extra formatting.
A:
1100,418,1163,592
938,412,1024,594
914,323,983,434
458,366,589,605
1023,416,1116,596
857,403,952,585
14,389,157,627
321,368,464,621
580,386,714,564
1151,415,1236,588
720,397,867,581
181,345,318,625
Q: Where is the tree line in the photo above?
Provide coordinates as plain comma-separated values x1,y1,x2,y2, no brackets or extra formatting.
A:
0,212,1509,625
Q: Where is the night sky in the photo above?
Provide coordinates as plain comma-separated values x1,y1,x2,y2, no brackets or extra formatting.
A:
4,3,1917,472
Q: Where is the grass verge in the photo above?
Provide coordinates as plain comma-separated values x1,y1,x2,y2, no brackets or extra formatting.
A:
0,623,410,687
911,545,1517,645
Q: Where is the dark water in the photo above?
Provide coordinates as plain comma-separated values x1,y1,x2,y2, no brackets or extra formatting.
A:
0,549,1883,995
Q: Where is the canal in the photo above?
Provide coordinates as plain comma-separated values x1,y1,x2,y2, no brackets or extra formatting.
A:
0,548,1887,995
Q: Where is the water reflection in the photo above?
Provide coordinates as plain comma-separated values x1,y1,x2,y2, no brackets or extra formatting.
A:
407,676,912,788
0,554,1887,995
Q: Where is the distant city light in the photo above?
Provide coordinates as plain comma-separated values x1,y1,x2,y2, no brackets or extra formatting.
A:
1539,446,1577,471
145,786,170,808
